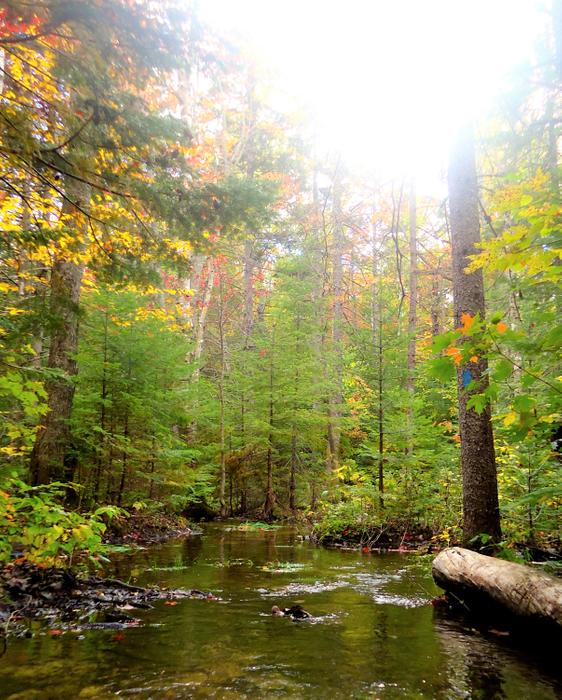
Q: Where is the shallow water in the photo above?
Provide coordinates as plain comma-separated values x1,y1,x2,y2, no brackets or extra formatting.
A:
1,523,560,699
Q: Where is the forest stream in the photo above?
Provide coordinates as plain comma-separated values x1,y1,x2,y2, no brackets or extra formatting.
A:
0,523,560,700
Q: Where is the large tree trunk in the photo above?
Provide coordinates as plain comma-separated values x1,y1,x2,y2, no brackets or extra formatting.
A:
433,547,562,630
29,179,89,485
448,124,501,544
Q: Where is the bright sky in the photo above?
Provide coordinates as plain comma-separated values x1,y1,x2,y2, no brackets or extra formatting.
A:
199,0,547,190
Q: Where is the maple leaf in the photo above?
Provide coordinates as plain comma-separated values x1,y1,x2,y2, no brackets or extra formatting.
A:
444,346,462,365
460,313,474,333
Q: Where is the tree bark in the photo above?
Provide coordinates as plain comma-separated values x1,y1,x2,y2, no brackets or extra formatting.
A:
448,124,501,544
327,178,343,471
371,217,384,506
263,327,276,520
29,178,89,485
433,547,562,630
217,276,227,518
406,178,417,405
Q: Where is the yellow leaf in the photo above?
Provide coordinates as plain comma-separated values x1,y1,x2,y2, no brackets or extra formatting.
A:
503,412,517,427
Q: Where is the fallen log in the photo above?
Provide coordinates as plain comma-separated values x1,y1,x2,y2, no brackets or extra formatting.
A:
432,547,562,631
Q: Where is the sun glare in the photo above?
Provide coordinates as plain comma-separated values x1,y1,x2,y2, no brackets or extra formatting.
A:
200,0,546,189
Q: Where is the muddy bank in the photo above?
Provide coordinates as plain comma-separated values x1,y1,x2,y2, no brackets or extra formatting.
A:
104,511,196,546
311,522,439,553
0,561,218,640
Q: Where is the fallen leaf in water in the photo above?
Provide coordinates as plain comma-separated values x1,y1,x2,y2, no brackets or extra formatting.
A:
165,600,178,606
48,629,62,636
112,632,125,641
361,546,370,553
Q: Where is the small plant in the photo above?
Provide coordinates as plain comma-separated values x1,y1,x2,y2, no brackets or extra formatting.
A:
261,561,307,573
235,521,280,531
0,477,123,567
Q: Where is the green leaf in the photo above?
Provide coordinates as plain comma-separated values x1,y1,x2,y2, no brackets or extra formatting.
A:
492,359,512,382
467,393,488,414
429,357,455,383
431,330,460,354
513,395,535,413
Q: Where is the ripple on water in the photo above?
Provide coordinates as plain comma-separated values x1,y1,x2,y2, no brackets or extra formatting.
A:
257,571,428,608
352,571,429,607
257,579,351,597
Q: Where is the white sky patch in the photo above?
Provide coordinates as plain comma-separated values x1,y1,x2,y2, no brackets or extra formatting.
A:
199,0,547,192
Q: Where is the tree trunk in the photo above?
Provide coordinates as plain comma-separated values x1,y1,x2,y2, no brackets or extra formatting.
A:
430,272,441,338
433,547,562,630
94,309,109,502
218,276,227,518
29,179,89,485
406,178,417,411
263,328,276,520
327,178,343,471
371,217,384,506
289,428,297,513
117,411,129,507
405,179,417,509
448,124,501,544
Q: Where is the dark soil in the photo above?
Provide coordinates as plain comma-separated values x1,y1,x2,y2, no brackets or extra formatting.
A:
0,561,219,640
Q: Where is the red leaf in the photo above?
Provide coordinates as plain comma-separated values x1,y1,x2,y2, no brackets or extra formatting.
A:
112,632,125,641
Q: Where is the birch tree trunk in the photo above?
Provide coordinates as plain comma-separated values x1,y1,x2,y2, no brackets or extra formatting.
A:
448,124,501,544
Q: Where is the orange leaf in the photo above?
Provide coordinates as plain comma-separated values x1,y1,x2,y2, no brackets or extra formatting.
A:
470,355,478,363
452,435,461,443
445,346,462,365
460,313,474,334
495,322,508,333
165,600,178,606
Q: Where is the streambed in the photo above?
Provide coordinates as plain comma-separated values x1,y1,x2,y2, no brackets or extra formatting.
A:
1,523,559,699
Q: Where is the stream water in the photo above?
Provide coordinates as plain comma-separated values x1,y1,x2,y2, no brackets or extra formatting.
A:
1,523,560,699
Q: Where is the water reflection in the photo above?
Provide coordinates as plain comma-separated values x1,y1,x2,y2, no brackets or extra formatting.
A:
0,524,559,699
434,610,560,700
